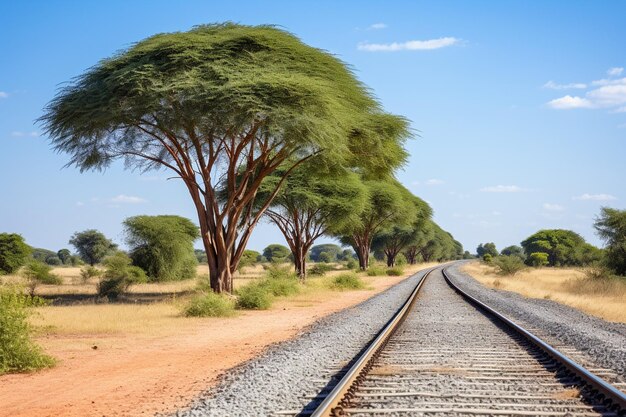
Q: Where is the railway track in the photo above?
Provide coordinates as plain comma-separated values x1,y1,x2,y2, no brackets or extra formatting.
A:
303,265,626,417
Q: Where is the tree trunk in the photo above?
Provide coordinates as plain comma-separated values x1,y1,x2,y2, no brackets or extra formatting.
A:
354,243,370,270
405,247,417,264
293,245,307,281
386,253,396,267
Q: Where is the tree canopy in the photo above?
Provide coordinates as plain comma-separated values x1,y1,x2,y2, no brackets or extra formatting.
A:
69,230,117,266
520,229,602,267
41,23,409,293
476,243,498,258
123,215,199,281
262,244,290,262
0,234,31,274
594,207,626,275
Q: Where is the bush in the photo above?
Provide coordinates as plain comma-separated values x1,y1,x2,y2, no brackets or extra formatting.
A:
261,277,300,297
318,252,332,263
98,252,147,300
528,252,549,267
482,253,493,263
44,255,62,266
236,283,273,310
345,259,357,270
309,263,333,276
21,261,62,296
366,265,387,276
79,265,101,282
492,255,526,276
265,264,296,280
0,288,54,374
395,253,408,266
330,272,365,290
184,292,236,317
583,263,614,280
0,233,31,274
386,266,404,276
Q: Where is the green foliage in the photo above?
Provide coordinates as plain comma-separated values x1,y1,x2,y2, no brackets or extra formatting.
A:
492,255,526,276
309,263,334,276
262,244,291,263
338,249,356,261
395,253,408,266
521,229,600,267
97,252,147,300
310,244,343,262
236,283,273,310
500,245,525,260
69,230,117,266
482,253,493,263
594,207,626,276
345,259,357,269
79,265,101,282
462,251,474,259
330,273,365,290
477,243,498,258
44,256,62,266
21,261,61,296
386,266,404,276
0,287,55,374
261,277,300,297
194,249,208,264
0,233,31,274
183,292,236,317
31,248,56,264
57,249,72,265
124,215,199,282
264,264,296,281
528,252,549,267
239,250,261,269
366,265,387,276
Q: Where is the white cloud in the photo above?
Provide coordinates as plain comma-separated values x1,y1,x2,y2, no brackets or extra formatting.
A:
573,193,617,201
368,23,387,30
608,67,624,76
10,131,39,137
0,92,8,99
358,37,460,52
543,81,586,90
543,203,565,212
425,179,444,186
587,82,626,107
110,194,147,204
480,185,525,193
547,95,593,109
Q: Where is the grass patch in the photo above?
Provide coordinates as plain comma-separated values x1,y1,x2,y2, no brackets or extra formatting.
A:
366,265,387,276
329,272,365,290
1,287,55,374
236,283,274,310
261,277,300,297
386,266,404,276
309,263,333,276
183,292,236,317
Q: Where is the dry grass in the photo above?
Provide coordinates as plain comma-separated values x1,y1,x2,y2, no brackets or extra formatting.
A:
462,261,626,323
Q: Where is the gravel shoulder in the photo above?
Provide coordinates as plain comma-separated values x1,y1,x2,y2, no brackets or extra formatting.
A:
172,267,434,417
446,261,626,380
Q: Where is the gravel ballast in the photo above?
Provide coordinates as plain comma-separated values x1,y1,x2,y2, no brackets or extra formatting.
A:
173,268,433,417
446,262,626,380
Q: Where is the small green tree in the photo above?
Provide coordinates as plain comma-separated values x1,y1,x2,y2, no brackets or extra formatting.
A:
98,252,147,300
528,252,549,267
124,215,199,282
69,230,117,266
492,255,526,276
57,249,72,265
310,244,343,263
45,256,62,266
500,245,525,260
79,265,101,283
483,253,493,263
239,250,261,269
477,243,498,258
21,261,62,296
262,244,291,263
0,234,31,274
521,229,598,267
594,207,626,276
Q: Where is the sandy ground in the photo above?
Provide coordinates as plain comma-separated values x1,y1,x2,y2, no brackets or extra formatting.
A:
0,264,435,417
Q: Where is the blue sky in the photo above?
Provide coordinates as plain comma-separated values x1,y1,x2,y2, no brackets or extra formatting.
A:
1,0,624,254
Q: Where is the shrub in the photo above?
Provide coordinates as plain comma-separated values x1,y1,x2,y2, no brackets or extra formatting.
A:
98,252,147,300
236,283,273,310
345,259,357,270
528,252,549,267
79,265,101,283
492,255,526,276
583,263,613,280
366,265,387,276
318,252,332,263
386,266,404,276
184,292,236,317
330,272,365,290
309,263,333,276
239,250,260,269
21,261,62,296
265,264,296,280
0,233,31,274
395,253,408,266
482,253,493,263
0,287,54,374
261,277,300,297
44,255,62,266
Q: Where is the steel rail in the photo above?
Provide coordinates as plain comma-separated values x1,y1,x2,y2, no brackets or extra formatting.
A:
309,266,438,417
442,266,626,413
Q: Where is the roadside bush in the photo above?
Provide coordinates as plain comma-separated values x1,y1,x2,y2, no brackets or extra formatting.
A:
330,272,365,290
528,252,549,267
183,292,236,317
386,266,404,276
482,254,493,263
309,263,333,276
261,277,300,297
97,252,147,300
366,265,387,276
492,255,526,276
79,265,101,283
21,261,62,296
236,283,273,310
0,287,54,374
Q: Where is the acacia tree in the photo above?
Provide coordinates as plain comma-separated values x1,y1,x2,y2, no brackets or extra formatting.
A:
594,207,626,275
41,24,397,293
260,167,367,279
69,230,117,266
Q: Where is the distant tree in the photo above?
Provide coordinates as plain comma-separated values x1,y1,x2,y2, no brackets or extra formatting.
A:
0,234,31,274
262,244,291,263
41,24,408,293
500,245,525,260
462,251,474,259
594,207,626,275
310,244,343,263
69,230,117,266
476,243,498,258
57,249,72,265
521,229,599,267
124,215,199,282
31,248,56,264
44,256,62,266
239,250,261,269
21,260,61,296
337,249,356,261
528,252,549,267
194,249,208,264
